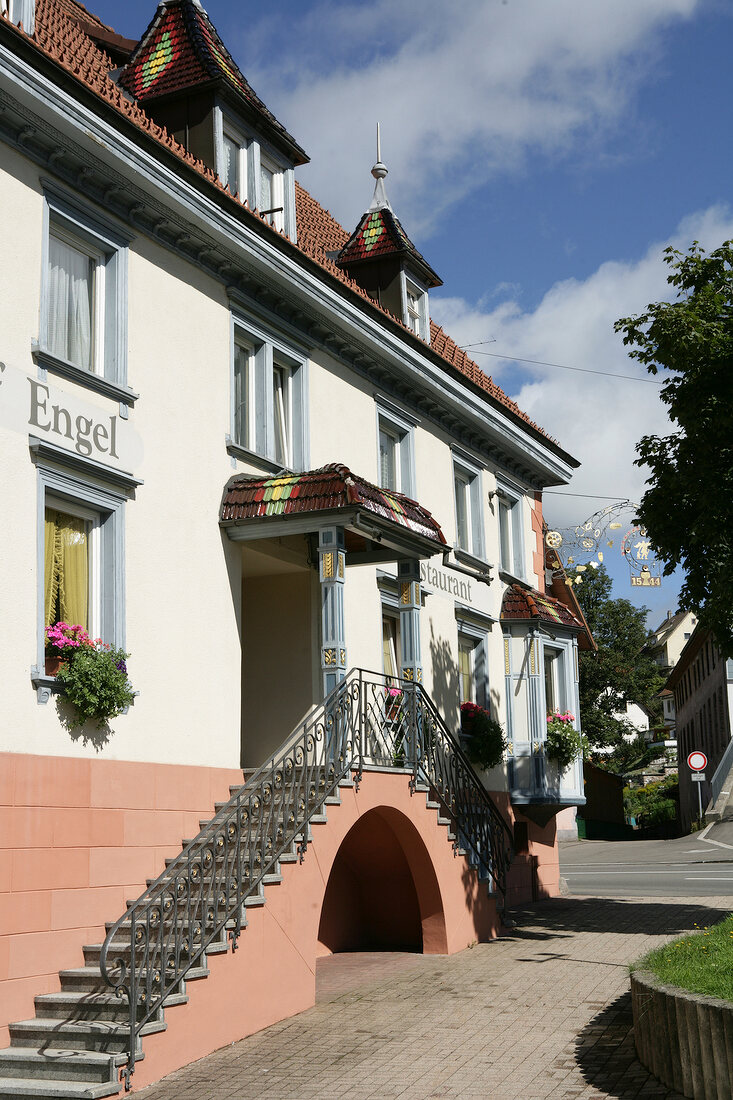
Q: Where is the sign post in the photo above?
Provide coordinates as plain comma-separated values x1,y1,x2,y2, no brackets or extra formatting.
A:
687,751,708,823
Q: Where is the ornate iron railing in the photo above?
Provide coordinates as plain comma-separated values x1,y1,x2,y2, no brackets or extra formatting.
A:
101,669,513,1088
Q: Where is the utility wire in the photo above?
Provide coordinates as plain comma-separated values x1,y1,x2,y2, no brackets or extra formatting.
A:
456,344,663,385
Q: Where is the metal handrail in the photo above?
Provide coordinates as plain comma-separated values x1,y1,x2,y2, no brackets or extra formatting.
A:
708,735,733,812
101,668,514,1089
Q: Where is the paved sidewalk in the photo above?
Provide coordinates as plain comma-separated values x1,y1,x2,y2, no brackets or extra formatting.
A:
138,895,733,1100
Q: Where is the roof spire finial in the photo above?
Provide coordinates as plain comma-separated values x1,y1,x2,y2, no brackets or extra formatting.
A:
369,122,391,211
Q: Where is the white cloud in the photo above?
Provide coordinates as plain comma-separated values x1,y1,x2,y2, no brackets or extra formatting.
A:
430,204,733,534
242,0,699,233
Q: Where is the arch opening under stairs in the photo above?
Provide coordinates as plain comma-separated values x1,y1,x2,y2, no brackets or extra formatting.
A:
317,805,448,955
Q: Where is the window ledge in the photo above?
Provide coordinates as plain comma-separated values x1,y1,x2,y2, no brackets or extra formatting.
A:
32,343,139,408
225,437,294,476
499,568,530,589
453,547,492,574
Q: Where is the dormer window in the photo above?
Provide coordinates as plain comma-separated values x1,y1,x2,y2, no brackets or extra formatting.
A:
222,123,248,199
259,155,284,231
403,276,428,340
2,1,35,35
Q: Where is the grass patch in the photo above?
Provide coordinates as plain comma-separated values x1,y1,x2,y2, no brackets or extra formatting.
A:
632,913,733,1003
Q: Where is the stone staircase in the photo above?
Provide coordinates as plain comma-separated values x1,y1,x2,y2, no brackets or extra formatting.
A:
0,670,512,1097
0,772,479,1098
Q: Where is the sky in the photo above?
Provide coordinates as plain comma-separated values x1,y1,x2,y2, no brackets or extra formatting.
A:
88,0,733,626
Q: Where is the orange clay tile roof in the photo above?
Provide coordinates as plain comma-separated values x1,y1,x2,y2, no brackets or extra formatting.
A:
501,584,584,632
221,464,447,548
337,206,442,288
10,0,555,447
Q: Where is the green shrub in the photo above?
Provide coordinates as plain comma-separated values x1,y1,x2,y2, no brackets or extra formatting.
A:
460,703,506,770
57,644,135,730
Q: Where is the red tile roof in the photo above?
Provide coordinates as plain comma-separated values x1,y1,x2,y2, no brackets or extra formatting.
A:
9,0,560,450
337,207,442,289
221,464,447,548
501,584,584,631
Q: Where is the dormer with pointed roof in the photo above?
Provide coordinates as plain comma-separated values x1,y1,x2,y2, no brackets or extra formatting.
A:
336,133,442,343
118,0,308,239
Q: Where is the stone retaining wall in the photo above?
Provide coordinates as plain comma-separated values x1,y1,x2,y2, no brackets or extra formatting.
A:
631,969,733,1099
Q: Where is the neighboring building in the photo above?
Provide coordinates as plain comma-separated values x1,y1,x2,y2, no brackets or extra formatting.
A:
0,0,591,1093
668,626,733,833
643,609,698,672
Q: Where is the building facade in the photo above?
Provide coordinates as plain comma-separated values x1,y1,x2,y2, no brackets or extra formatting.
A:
0,0,589,1092
668,626,733,833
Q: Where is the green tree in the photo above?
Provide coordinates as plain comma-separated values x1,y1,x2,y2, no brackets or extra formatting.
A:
615,241,733,655
569,564,665,752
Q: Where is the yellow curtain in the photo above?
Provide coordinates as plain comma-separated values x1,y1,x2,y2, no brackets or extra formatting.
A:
44,509,89,630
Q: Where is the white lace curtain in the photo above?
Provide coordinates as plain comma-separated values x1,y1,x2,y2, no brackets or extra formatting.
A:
48,234,93,370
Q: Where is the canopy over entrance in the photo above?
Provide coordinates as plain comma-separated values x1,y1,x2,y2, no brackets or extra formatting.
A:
220,462,447,563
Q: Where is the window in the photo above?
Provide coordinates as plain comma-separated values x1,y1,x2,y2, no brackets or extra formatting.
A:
222,127,246,198
32,445,131,694
375,400,416,497
543,646,567,715
453,455,483,559
233,334,255,451
45,501,99,637
455,613,490,708
259,155,284,230
273,358,292,467
382,614,401,681
3,1,34,33
458,636,474,703
40,184,129,387
230,312,308,471
402,275,428,340
497,482,524,578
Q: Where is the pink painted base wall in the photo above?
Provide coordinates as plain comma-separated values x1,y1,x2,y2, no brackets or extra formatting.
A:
132,770,501,1090
0,753,244,1048
490,793,561,905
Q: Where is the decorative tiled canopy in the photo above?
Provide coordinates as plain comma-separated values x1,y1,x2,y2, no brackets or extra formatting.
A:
501,584,585,632
336,207,442,289
118,0,307,164
221,463,447,550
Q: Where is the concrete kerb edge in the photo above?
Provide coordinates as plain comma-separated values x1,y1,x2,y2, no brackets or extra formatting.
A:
631,970,733,1100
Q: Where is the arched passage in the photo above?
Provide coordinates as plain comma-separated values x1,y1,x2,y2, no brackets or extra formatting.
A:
317,806,448,955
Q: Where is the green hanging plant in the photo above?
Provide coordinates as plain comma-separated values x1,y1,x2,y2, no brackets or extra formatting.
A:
56,638,135,730
460,702,507,771
545,712,587,771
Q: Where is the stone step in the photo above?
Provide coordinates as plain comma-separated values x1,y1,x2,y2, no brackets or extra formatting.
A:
34,990,187,1024
59,964,209,994
9,1016,165,1055
0,1047,123,1085
0,1078,120,1099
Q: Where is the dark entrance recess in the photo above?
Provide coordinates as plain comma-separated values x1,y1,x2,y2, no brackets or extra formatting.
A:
318,809,423,953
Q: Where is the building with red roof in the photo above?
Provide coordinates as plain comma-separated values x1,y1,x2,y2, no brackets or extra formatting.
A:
0,1,591,1093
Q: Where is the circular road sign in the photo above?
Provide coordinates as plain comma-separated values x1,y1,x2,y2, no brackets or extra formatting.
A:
688,750,708,772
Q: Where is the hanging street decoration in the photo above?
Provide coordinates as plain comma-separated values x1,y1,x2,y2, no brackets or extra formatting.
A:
543,500,662,590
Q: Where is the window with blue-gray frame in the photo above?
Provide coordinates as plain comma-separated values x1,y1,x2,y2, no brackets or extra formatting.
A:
455,607,491,710
2,0,34,34
228,310,308,472
496,479,525,579
37,182,131,401
376,397,416,498
31,440,134,700
215,109,297,240
452,450,484,562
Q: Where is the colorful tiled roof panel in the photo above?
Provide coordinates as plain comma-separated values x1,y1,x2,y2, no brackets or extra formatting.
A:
337,208,442,288
221,464,447,547
501,584,583,630
118,0,307,162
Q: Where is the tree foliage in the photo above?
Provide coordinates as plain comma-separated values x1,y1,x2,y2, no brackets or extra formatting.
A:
569,564,665,751
615,241,733,656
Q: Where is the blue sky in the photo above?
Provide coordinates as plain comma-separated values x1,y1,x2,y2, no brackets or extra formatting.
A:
89,0,732,627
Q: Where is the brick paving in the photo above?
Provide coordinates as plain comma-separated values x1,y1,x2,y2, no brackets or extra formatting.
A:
137,894,733,1099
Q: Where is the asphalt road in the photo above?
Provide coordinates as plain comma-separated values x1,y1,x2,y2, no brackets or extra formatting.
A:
560,820,733,897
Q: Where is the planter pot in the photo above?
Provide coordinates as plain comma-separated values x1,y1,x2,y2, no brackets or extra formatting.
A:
44,654,67,677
